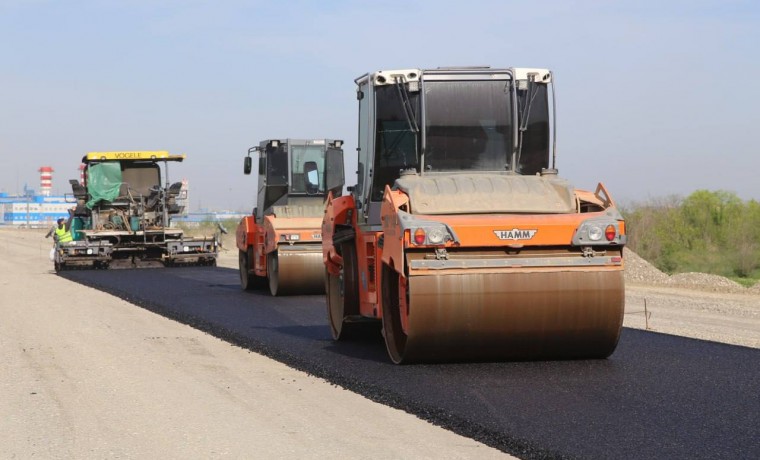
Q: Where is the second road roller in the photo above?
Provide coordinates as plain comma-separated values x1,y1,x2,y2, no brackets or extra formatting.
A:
322,67,627,363
237,138,345,296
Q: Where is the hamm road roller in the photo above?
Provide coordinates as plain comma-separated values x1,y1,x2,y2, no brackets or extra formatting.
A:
55,151,219,271
322,67,626,363
236,139,345,295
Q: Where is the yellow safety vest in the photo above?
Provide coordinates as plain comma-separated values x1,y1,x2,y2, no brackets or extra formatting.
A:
55,226,73,243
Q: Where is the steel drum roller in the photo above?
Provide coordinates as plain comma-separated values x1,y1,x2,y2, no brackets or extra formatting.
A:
383,268,624,363
270,245,325,295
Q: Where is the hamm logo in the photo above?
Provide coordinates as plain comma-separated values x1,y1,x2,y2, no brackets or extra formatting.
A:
494,229,538,240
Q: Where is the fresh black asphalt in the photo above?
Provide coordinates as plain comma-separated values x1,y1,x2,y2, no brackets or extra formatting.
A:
60,266,760,459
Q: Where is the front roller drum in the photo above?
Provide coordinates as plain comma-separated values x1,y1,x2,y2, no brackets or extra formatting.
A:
267,246,325,296
382,266,625,364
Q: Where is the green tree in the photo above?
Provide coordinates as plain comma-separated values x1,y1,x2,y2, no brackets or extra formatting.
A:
623,191,760,280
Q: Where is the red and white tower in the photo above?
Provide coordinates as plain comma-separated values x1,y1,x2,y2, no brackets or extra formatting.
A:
39,166,53,196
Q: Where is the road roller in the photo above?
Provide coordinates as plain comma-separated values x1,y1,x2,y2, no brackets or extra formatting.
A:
322,67,626,363
236,139,345,296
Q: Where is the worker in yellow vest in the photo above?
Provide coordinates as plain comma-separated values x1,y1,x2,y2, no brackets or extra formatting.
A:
45,212,74,244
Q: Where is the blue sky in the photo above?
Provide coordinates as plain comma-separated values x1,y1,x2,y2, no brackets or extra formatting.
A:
1,0,758,211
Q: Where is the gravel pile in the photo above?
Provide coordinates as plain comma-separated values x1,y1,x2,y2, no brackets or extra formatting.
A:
624,248,757,295
623,248,670,285
668,273,747,294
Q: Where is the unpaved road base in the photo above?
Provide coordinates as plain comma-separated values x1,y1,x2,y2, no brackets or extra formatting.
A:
1,229,509,459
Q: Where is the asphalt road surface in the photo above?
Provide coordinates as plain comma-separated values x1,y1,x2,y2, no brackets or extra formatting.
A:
60,266,760,460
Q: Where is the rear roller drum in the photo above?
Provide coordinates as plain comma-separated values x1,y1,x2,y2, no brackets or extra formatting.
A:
266,247,324,296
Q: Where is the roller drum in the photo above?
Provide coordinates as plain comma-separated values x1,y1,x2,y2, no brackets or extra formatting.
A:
269,245,325,295
384,269,624,363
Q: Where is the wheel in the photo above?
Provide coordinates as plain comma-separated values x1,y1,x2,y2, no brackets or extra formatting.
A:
239,249,257,291
267,251,279,296
326,240,365,340
381,262,410,364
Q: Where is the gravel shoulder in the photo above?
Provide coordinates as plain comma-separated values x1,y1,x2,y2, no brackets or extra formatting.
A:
621,248,759,349
1,228,509,459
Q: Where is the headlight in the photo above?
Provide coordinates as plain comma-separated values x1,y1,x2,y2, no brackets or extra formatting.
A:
573,219,625,245
427,227,445,244
587,226,603,241
396,210,460,247
411,226,451,246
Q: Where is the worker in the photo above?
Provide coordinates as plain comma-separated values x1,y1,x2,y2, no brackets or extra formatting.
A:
45,210,74,244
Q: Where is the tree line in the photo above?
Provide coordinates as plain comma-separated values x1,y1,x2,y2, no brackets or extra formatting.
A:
621,190,760,282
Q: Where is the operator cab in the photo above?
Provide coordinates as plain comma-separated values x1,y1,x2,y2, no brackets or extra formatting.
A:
353,67,554,225
244,139,345,221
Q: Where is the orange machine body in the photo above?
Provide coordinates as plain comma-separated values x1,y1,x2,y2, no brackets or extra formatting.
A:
236,138,345,296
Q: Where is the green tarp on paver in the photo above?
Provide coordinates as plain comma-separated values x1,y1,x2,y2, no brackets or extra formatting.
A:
86,163,122,209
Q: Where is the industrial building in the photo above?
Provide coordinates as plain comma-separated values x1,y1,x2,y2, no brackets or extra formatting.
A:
1,166,70,228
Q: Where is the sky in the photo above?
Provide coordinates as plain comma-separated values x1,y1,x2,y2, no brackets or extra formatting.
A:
1,0,758,211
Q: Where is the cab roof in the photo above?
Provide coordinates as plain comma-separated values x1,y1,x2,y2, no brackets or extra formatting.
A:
82,151,185,163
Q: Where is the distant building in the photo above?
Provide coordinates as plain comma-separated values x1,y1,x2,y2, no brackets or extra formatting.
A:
1,193,70,228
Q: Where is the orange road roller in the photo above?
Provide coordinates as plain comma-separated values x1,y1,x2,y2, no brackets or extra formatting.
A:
322,67,626,363
236,139,345,295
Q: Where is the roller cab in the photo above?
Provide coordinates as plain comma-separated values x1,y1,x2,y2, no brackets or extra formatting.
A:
236,139,345,295
323,67,626,363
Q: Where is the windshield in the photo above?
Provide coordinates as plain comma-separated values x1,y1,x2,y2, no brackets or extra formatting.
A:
424,80,513,173
290,145,325,194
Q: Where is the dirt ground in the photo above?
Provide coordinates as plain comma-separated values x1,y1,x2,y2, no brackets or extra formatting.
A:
1,227,510,459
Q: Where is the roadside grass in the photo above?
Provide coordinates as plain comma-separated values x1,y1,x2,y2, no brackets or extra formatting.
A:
728,275,760,288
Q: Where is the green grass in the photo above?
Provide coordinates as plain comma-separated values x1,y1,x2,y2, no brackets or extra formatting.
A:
728,276,760,288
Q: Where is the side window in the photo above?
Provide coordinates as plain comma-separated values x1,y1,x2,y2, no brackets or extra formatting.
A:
371,85,419,201
267,146,288,186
